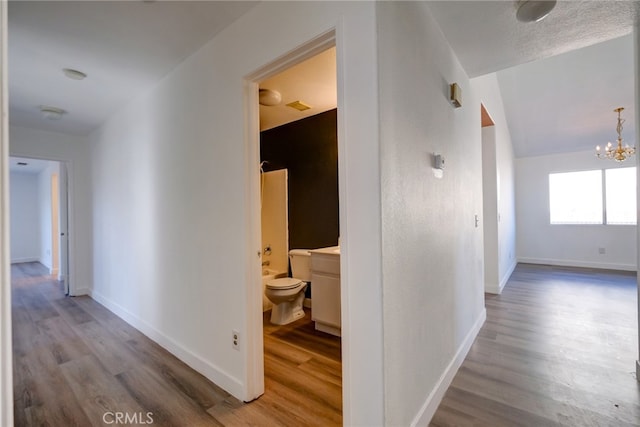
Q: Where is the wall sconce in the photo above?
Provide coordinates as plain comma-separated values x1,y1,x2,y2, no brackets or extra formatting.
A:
450,83,462,108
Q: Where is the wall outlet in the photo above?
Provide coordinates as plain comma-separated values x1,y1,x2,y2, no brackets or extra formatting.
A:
598,247,606,255
232,330,240,351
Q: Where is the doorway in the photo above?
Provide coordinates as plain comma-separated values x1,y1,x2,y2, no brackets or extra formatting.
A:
244,31,343,421
8,156,69,293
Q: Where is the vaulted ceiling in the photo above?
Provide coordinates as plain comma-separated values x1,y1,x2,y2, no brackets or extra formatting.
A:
427,1,639,158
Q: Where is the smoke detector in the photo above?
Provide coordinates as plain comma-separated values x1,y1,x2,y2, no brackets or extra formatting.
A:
63,68,87,80
39,105,66,120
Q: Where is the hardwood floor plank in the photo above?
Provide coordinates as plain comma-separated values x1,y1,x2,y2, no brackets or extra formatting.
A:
71,320,139,376
431,264,640,426
73,296,146,342
264,352,342,413
115,365,224,427
124,336,231,410
52,297,95,325
36,316,93,365
16,335,93,426
59,354,147,425
261,375,342,427
12,262,343,426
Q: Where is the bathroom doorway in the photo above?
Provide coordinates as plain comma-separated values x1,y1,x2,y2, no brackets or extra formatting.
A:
247,33,343,422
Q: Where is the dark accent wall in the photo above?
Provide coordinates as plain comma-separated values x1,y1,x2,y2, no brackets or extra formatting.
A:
260,109,339,253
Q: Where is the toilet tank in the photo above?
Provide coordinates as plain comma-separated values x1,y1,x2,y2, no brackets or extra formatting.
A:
289,249,311,282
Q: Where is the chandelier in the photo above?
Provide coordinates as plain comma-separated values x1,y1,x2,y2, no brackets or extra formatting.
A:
595,107,635,162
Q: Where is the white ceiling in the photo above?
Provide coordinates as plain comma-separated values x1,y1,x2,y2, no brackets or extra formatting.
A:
259,47,336,131
7,1,640,158
8,0,257,135
9,156,55,174
427,0,639,158
497,34,634,158
426,1,640,78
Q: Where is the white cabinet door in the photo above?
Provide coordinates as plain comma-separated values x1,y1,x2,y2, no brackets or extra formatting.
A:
311,272,341,327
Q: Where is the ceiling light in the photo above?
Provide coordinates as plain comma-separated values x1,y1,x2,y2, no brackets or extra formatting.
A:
259,89,282,106
286,100,311,111
39,106,66,120
62,68,87,80
516,1,556,23
596,107,635,162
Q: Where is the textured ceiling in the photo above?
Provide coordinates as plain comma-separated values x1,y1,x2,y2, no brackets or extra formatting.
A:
427,1,639,158
8,1,258,135
427,1,640,78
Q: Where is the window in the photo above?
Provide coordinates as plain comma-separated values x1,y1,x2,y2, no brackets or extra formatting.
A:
549,170,603,224
549,167,637,225
605,167,637,224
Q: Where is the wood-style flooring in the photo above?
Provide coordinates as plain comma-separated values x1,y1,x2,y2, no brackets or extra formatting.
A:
431,263,640,427
11,262,342,426
13,261,639,426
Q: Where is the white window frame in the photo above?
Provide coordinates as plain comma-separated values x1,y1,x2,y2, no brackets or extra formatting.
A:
549,167,637,226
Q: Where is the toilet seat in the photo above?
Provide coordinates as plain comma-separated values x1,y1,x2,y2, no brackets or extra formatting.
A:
266,277,304,290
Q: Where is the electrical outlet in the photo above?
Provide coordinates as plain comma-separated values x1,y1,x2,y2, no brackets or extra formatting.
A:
232,330,240,351
598,247,606,255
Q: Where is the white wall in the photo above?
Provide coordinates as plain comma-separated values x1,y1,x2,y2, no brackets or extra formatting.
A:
473,73,517,293
88,2,383,425
377,3,486,425
9,172,39,263
10,125,92,295
516,150,637,270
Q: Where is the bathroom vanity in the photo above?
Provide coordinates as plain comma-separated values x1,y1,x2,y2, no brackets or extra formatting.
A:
309,246,341,337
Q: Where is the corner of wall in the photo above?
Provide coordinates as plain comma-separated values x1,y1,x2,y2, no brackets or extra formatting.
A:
410,308,487,426
89,289,245,399
485,259,517,294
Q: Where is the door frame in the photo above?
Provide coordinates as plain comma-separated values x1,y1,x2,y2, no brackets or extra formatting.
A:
7,154,74,295
242,29,338,402
0,2,12,424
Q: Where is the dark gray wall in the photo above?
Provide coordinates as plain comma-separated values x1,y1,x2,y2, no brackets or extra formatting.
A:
260,108,339,251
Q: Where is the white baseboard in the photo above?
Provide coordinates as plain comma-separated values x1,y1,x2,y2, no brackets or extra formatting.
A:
10,257,39,264
485,260,517,294
89,290,244,400
411,307,487,426
70,287,89,297
518,257,636,272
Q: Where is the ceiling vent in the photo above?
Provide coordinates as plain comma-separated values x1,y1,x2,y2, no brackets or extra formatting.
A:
286,100,311,111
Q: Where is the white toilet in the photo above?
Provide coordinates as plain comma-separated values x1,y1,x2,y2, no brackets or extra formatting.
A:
265,249,310,325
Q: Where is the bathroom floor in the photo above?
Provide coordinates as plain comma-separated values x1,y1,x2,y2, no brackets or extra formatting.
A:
260,308,342,426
